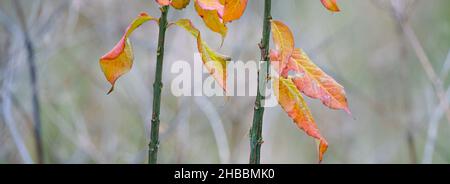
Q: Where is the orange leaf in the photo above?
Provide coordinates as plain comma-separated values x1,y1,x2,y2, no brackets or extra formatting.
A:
269,20,350,115
271,20,295,71
194,1,228,38
222,0,248,23
196,0,224,16
286,49,351,114
273,77,328,162
269,49,288,77
156,0,171,6
99,13,157,94
320,0,340,12
174,19,230,91
171,0,191,9
194,0,246,38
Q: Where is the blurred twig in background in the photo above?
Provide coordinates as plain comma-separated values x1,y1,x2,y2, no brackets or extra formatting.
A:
440,50,450,81
12,0,44,164
424,87,450,163
1,0,71,164
195,96,231,164
0,7,33,164
384,0,450,164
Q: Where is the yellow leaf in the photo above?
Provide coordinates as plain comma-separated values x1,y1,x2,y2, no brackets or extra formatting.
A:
320,0,340,12
273,77,328,162
99,13,157,94
222,0,248,23
271,20,295,71
174,19,230,91
171,0,191,9
194,1,228,38
196,0,224,15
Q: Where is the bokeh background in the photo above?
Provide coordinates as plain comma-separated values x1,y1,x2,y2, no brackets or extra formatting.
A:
1,0,449,164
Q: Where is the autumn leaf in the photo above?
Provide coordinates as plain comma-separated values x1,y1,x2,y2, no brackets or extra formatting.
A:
321,0,340,12
194,1,228,39
270,20,351,162
156,0,171,6
273,49,351,114
270,20,350,114
222,0,248,23
271,20,295,71
196,0,224,16
174,19,230,91
171,0,191,9
99,12,157,94
273,77,328,162
157,0,191,9
194,0,248,39
289,49,350,114
269,49,288,77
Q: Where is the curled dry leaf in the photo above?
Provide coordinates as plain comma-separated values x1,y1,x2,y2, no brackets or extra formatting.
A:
174,19,230,91
273,77,328,162
320,0,340,12
99,13,158,94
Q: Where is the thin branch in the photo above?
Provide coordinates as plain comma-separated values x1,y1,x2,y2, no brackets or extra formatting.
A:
0,8,33,161
195,96,231,164
1,60,34,164
149,5,170,164
13,0,44,164
397,12,450,126
250,0,271,164
423,86,450,163
385,0,450,164
440,50,450,80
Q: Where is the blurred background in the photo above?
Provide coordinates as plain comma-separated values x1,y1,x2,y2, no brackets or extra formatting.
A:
0,0,449,164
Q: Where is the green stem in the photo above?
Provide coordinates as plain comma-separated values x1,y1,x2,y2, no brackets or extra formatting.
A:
149,5,170,164
250,0,271,164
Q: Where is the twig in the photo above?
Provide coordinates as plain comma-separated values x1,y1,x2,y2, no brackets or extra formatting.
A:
386,0,450,164
13,0,44,164
250,0,271,164
0,5,35,164
406,127,418,164
194,96,231,164
1,59,34,164
149,5,170,164
423,86,450,163
160,98,191,141
440,50,450,79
